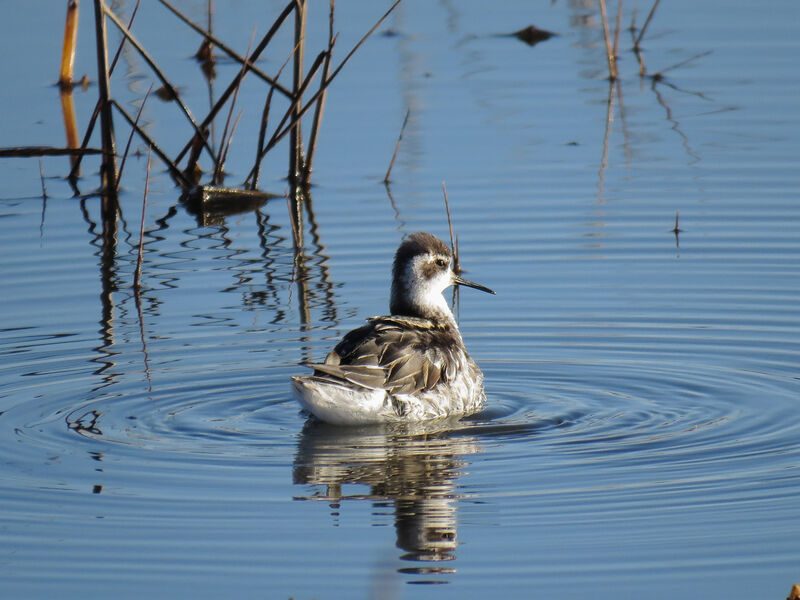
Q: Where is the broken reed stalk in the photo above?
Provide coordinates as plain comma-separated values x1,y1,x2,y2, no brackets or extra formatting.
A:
252,94,273,190
383,108,410,184
244,50,328,186
102,6,216,164
133,145,152,292
70,0,142,181
59,0,80,88
116,84,153,191
633,0,660,76
244,0,402,187
303,0,336,184
111,99,191,188
289,0,307,184
598,0,617,80
251,45,298,190
93,0,119,197
214,30,257,184
173,0,297,167
635,0,661,50
215,111,243,181
0,146,102,158
157,0,292,98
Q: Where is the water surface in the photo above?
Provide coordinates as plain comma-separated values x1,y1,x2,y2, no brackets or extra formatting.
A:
1,0,799,598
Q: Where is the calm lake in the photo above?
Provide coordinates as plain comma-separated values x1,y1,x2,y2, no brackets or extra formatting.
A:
1,0,799,598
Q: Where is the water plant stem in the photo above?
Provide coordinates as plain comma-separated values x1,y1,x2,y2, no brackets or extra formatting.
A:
384,108,410,184
59,0,80,87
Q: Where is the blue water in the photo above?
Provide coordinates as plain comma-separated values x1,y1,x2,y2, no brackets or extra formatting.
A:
1,0,800,598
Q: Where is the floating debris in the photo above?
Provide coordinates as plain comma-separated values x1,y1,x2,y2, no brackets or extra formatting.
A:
510,24,556,46
182,185,279,226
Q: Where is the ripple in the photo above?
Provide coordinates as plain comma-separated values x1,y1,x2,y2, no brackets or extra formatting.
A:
475,359,800,461
56,366,301,456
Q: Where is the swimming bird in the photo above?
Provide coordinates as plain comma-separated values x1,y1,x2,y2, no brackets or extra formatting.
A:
292,232,495,425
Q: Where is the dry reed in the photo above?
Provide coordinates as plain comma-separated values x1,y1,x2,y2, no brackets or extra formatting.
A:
384,109,410,184
59,0,80,88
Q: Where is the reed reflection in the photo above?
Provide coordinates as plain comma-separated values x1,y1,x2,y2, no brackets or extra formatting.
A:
293,419,482,582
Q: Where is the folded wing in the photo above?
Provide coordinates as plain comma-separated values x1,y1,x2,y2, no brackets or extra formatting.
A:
306,316,452,395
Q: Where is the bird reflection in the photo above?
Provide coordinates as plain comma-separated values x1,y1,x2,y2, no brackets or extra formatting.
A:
293,419,481,581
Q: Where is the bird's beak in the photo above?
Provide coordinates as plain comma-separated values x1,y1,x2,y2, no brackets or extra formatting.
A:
453,274,495,295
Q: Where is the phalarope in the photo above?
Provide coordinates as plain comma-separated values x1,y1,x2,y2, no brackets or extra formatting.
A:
292,232,495,425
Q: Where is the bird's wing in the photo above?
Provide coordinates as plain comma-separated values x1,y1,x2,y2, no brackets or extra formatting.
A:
306,316,450,395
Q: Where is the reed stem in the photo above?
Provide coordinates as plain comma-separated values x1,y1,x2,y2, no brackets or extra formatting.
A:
103,6,215,163
383,108,410,184
289,0,307,184
158,0,292,98
59,0,80,87
441,181,459,271
303,0,336,183
93,0,118,197
69,0,141,182
111,99,191,188
598,0,617,80
173,0,297,167
116,84,153,191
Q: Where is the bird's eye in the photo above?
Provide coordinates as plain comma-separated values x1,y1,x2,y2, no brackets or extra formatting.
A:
435,258,447,268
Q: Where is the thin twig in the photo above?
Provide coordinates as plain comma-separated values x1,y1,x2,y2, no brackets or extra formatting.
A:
441,181,459,271
303,0,336,182
244,0,402,186
213,28,256,183
251,47,297,190
69,0,142,181
384,108,410,184
102,5,216,163
116,84,153,191
252,96,273,190
133,145,152,292
111,99,191,188
325,0,401,85
244,50,329,186
174,0,296,166
157,0,293,98
214,110,243,184
635,0,661,49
